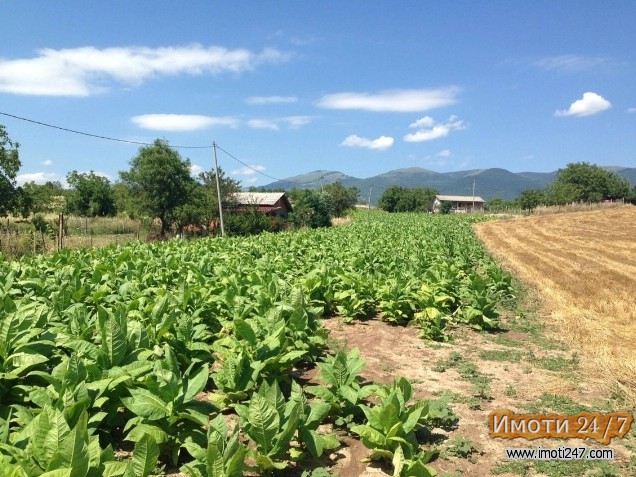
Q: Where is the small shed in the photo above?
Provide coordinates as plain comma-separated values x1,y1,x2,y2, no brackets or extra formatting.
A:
232,192,293,217
434,194,485,213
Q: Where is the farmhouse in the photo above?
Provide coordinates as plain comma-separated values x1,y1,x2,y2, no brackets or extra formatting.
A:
232,192,293,217
433,194,485,213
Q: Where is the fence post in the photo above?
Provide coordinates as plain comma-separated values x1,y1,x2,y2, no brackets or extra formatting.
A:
57,213,64,250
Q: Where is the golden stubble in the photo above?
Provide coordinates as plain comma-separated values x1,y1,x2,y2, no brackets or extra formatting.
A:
474,206,636,406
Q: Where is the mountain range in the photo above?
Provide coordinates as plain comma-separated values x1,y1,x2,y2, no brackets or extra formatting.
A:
262,166,636,204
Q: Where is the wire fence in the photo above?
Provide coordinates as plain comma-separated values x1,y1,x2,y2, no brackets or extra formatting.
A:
0,215,156,259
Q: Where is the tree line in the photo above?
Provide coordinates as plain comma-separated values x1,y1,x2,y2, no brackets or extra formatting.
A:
1,127,360,237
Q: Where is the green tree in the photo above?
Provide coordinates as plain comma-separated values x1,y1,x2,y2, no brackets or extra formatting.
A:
119,139,195,236
197,166,242,220
324,182,359,217
0,124,21,217
378,186,438,212
554,162,630,202
22,181,65,213
518,189,543,213
289,189,333,228
439,200,453,214
66,170,115,216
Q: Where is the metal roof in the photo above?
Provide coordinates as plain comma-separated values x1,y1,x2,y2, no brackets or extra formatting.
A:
233,192,288,206
436,194,485,203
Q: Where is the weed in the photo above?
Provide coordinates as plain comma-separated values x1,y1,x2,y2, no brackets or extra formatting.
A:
443,435,478,459
504,384,517,398
525,393,592,414
478,349,523,362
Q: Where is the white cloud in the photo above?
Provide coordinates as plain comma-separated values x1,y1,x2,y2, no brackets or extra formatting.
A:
247,116,312,130
190,164,204,176
247,119,280,130
0,44,290,96
131,114,239,131
403,115,466,142
318,87,459,112
41,159,53,166
16,172,64,185
555,92,612,117
627,107,636,114
437,149,451,158
231,165,266,176
534,55,611,72
341,134,394,150
246,95,298,105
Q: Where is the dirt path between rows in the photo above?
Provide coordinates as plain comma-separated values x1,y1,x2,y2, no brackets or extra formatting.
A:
318,311,633,476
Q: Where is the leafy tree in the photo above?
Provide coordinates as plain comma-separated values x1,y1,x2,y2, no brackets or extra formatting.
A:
21,181,65,213
289,189,333,228
439,200,453,214
554,162,630,202
378,186,438,212
628,185,636,205
518,189,543,213
119,139,195,236
323,182,359,217
0,124,21,217
66,170,115,216
197,166,242,220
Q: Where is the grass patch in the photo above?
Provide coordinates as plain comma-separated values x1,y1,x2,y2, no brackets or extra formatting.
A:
492,459,621,477
432,352,492,403
478,349,523,362
530,352,579,371
524,393,592,414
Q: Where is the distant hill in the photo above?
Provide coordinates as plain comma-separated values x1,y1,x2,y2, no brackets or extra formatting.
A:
261,166,635,204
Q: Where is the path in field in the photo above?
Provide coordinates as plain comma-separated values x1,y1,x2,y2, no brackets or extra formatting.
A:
319,314,631,476
474,206,636,405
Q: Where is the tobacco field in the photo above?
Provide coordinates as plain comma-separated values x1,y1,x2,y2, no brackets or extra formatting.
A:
0,212,514,476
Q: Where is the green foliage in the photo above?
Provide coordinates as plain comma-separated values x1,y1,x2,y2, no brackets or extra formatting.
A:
119,139,196,235
0,124,21,217
439,201,452,215
66,170,116,217
289,189,333,228
323,182,359,217
351,377,437,476
378,186,438,213
306,348,371,427
518,189,543,213
554,162,630,202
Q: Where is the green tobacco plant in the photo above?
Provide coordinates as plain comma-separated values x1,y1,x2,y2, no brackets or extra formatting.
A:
235,380,301,473
289,380,340,459
122,344,214,467
351,377,436,475
306,347,372,428
181,414,247,477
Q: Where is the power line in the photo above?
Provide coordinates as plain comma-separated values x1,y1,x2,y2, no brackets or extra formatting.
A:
1,110,334,188
0,111,212,149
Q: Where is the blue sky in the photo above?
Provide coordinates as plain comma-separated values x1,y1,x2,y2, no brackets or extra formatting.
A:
1,1,634,188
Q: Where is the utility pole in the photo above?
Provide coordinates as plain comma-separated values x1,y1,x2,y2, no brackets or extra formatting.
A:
368,187,372,209
213,142,225,237
472,179,476,213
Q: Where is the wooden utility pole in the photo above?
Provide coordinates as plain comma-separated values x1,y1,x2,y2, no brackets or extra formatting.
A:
213,142,225,237
472,179,476,213
57,213,64,250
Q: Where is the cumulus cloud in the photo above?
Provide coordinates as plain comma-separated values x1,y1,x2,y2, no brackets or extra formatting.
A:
246,95,298,105
16,172,64,185
247,116,312,130
231,165,266,176
190,164,204,176
555,92,612,117
403,115,466,142
0,44,290,96
341,134,394,150
437,149,451,158
41,159,53,166
131,114,239,131
627,107,636,114
318,87,459,112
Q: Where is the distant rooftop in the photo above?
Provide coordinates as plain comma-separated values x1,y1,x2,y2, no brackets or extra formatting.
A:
436,194,485,203
233,192,288,206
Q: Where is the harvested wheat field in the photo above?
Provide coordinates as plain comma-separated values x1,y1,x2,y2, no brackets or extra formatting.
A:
475,205,636,406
